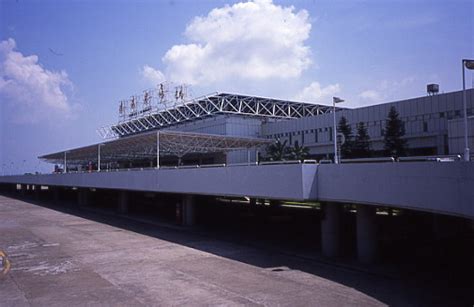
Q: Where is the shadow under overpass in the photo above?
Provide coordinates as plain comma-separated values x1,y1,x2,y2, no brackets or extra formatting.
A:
1,188,473,306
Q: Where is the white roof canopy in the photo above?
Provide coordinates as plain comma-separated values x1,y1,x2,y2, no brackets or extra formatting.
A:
39,130,272,165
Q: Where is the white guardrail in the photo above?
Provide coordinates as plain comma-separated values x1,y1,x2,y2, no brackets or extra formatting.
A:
5,155,466,176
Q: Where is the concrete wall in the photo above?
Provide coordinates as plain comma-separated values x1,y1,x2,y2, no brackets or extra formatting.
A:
0,164,317,201
317,162,474,219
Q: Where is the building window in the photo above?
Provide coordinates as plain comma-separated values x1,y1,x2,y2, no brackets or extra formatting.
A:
329,127,333,141
439,112,445,118
301,133,305,144
289,134,292,145
455,110,461,117
315,131,318,143
423,121,428,132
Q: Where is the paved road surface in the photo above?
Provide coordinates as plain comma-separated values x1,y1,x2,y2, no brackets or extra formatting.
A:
0,195,465,306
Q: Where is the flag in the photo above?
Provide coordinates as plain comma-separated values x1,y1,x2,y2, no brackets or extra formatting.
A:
333,97,344,104
464,59,474,70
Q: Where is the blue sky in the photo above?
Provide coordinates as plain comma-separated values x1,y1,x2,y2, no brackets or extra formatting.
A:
0,0,473,174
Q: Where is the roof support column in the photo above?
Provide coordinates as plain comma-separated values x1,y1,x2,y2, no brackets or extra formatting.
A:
156,132,160,169
97,144,101,172
63,152,67,173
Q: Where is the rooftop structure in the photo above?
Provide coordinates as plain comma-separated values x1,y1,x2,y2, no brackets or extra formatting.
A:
98,92,341,139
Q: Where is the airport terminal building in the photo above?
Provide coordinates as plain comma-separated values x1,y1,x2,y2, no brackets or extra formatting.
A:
2,85,474,264
60,89,474,168
39,87,474,170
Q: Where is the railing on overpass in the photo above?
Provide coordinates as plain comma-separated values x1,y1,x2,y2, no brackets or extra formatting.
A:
2,155,466,177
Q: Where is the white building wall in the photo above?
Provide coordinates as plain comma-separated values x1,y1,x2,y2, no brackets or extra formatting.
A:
448,116,474,156
262,89,474,157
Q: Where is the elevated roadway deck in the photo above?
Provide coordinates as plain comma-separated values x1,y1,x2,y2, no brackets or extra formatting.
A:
0,162,473,219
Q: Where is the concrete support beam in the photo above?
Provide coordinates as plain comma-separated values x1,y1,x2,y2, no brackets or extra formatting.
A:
20,184,26,196
51,186,60,203
34,185,40,200
118,190,129,214
182,195,195,226
356,205,377,263
321,202,342,258
77,189,89,207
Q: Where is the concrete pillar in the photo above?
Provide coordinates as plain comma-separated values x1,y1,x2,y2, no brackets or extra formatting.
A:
77,189,89,207
52,187,60,203
182,195,195,226
34,185,40,200
321,202,342,257
356,205,377,263
118,190,129,214
20,184,26,196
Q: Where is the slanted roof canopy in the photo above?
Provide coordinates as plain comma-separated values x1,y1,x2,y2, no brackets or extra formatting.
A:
39,130,272,165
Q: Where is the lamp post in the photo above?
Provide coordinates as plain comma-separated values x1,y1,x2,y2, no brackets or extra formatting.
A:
98,144,104,171
64,151,67,173
333,97,345,163
462,59,474,162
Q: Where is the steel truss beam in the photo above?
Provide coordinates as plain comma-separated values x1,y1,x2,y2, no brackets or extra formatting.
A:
98,93,340,139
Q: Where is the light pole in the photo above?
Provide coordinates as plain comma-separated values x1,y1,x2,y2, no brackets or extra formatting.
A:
98,144,104,171
333,97,345,163
462,59,474,161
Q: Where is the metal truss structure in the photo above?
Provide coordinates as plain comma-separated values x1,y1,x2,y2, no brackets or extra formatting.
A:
40,130,272,166
98,93,338,139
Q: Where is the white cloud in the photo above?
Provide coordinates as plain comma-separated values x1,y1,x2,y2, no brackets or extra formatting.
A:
144,0,312,86
358,90,381,102
294,81,341,103
0,38,74,123
141,65,166,85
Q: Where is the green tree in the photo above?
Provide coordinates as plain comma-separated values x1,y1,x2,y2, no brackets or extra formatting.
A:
266,139,289,161
289,141,310,161
384,106,408,157
353,122,371,158
338,116,354,158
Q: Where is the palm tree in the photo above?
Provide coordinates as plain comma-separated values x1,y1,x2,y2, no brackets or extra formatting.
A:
266,139,289,161
289,141,310,161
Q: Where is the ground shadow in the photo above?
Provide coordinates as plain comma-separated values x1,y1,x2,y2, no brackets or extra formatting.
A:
2,191,473,306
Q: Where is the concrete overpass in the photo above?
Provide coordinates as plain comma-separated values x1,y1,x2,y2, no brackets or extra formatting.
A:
1,161,473,262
